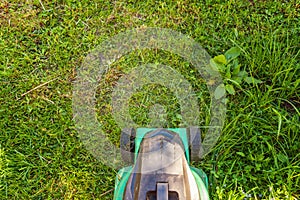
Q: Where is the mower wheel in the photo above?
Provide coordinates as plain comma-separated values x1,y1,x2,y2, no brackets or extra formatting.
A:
120,128,136,164
188,127,203,162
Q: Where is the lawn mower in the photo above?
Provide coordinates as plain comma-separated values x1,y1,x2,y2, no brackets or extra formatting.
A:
113,127,210,200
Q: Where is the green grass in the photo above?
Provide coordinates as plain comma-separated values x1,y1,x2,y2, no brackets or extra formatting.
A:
0,0,299,199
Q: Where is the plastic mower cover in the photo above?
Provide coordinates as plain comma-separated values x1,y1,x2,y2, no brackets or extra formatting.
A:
114,128,209,200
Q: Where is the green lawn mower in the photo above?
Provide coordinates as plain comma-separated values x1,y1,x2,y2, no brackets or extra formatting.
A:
113,127,210,200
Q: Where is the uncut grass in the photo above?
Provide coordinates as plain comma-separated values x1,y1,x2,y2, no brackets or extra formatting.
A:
0,0,299,199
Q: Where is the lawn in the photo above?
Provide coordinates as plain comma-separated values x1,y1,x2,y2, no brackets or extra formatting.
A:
0,0,299,199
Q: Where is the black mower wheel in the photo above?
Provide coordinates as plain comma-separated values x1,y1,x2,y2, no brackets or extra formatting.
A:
188,127,203,162
120,128,136,164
